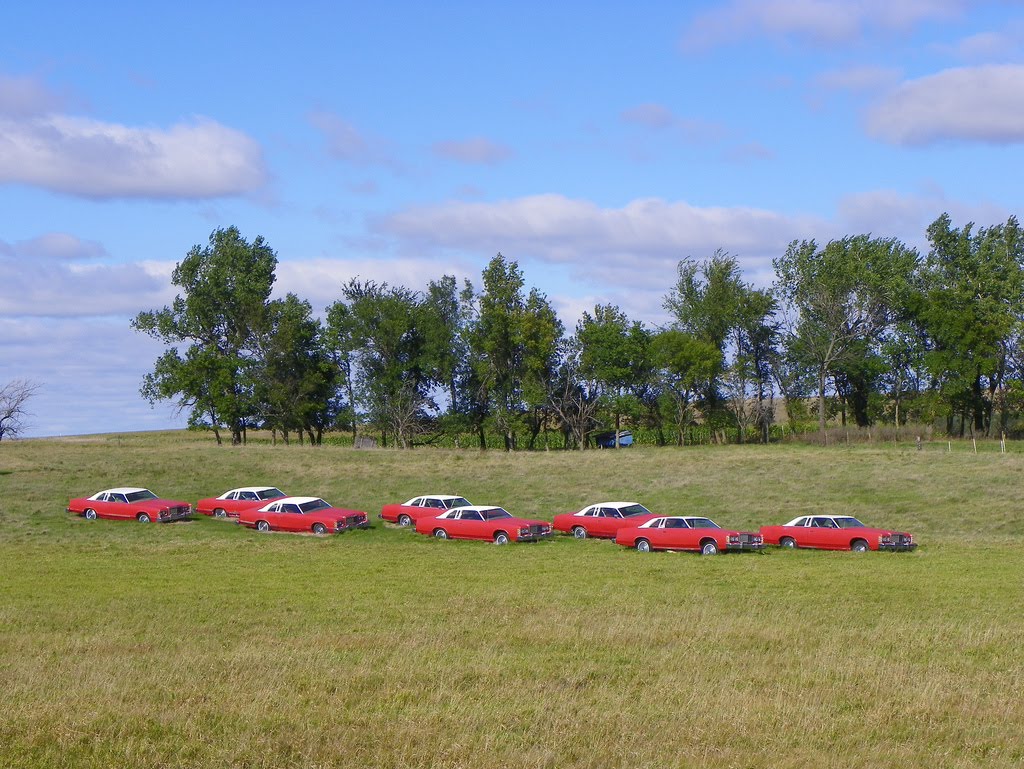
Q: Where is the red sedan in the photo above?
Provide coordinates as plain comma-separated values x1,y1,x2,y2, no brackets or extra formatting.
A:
414,506,553,544
196,486,286,518
380,495,471,527
68,487,192,523
759,515,916,552
553,501,658,539
238,496,370,534
615,516,764,555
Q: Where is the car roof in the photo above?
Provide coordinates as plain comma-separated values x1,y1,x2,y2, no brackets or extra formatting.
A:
418,494,465,500
273,496,326,505
448,505,503,513
584,501,642,509
102,487,150,494
227,486,280,493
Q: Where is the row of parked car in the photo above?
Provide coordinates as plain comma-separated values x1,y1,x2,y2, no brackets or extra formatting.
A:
67,486,918,553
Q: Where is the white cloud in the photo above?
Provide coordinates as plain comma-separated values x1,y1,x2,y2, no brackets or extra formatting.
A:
275,256,476,312
681,0,964,50
814,65,903,93
0,73,67,117
0,115,268,199
621,103,726,143
0,316,185,437
866,65,1024,145
308,110,404,170
374,194,824,285
0,232,108,260
431,137,513,165
0,255,175,317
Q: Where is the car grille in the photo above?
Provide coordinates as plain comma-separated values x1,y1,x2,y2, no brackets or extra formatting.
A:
346,514,366,526
529,524,551,536
893,534,913,546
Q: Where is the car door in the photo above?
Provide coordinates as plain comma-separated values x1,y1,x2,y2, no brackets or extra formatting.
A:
104,492,132,519
660,518,695,550
806,517,839,549
457,510,489,540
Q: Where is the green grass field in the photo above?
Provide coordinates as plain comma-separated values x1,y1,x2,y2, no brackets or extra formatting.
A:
2,433,1022,768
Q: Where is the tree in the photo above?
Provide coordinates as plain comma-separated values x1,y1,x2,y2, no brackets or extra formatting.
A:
664,250,747,406
915,214,1024,435
468,254,528,450
577,304,650,446
329,279,434,448
133,227,277,444
0,379,41,441
255,293,336,444
521,288,565,449
774,235,918,433
650,331,719,445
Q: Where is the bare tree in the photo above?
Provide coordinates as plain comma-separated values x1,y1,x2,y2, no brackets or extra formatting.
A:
0,379,42,441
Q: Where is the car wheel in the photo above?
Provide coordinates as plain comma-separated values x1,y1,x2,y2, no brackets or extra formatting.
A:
433,529,448,540
137,513,151,523
84,508,97,521
398,514,412,527
780,537,796,549
571,526,587,539
494,531,510,545
636,538,652,553
257,520,271,533
851,539,869,553
701,540,720,556
312,522,327,535
214,508,227,518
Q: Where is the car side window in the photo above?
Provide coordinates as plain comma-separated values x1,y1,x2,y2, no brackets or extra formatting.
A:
240,492,257,500
791,517,807,527
110,494,127,504
460,511,483,521
811,517,835,528
410,498,423,507
427,499,444,509
583,508,597,517
600,508,620,518
267,503,281,513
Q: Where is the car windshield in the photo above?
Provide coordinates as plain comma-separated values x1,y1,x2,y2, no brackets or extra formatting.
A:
621,504,652,517
444,497,471,509
687,518,720,529
483,508,513,520
834,517,865,528
299,499,331,513
125,490,158,502
258,488,285,500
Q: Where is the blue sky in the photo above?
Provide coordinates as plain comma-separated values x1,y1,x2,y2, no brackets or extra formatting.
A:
3,0,1024,437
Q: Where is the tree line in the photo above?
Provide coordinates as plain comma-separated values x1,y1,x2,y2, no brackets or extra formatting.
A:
133,214,1024,447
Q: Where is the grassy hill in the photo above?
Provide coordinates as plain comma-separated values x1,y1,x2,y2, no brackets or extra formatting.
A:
1,432,1022,768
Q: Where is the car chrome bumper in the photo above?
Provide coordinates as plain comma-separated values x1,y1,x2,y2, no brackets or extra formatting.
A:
878,542,917,551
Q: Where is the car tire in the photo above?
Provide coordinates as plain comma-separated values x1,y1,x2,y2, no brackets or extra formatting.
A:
398,514,412,527
636,538,652,553
433,529,448,540
84,508,97,521
780,537,796,549
851,539,869,552
571,526,587,539
494,531,510,545
700,540,720,556
137,513,151,523
312,522,327,535
214,508,227,518
256,520,271,533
